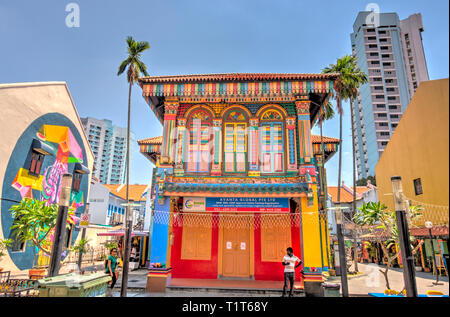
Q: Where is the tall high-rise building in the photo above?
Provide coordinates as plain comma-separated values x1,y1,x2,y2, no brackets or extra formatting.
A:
81,117,135,184
350,12,429,179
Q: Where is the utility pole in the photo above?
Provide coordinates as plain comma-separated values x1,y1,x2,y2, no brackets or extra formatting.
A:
48,173,73,277
391,176,417,297
77,203,90,271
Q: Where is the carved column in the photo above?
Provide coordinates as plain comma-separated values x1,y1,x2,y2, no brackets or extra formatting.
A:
295,97,313,164
161,98,179,165
296,97,316,204
174,118,186,176
285,116,298,173
211,119,223,176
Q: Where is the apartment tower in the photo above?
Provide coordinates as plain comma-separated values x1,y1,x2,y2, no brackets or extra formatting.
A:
350,12,429,179
81,117,135,184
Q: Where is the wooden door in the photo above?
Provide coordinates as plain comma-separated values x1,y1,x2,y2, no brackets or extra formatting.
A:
222,216,251,278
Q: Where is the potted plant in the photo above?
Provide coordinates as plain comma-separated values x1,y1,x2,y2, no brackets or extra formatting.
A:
9,198,75,278
0,239,13,272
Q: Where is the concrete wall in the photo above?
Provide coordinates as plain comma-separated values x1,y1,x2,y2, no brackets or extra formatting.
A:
88,182,110,225
0,82,94,273
375,79,449,226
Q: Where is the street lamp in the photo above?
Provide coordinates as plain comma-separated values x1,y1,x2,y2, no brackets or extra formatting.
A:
425,221,442,285
48,173,73,277
391,176,417,297
329,206,349,297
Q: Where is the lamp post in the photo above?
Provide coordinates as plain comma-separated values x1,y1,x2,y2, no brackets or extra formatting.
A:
334,207,349,297
391,176,417,297
48,173,73,277
425,221,442,285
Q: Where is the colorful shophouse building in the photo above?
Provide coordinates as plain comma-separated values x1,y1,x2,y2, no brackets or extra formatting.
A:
137,73,339,296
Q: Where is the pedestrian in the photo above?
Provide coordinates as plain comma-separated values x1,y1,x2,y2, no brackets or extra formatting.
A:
105,248,119,290
282,247,302,297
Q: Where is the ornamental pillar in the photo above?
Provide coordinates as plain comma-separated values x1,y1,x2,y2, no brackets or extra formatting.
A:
300,184,329,297
295,97,313,164
161,98,179,165
296,97,317,206
211,119,223,176
285,117,298,173
174,118,186,176
248,118,260,177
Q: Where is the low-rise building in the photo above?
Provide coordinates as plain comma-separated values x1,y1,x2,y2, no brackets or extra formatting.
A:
375,78,449,273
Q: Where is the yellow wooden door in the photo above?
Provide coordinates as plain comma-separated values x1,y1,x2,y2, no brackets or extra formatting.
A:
222,216,251,278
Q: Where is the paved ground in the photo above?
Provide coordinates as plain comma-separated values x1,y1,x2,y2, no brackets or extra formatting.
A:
328,263,449,296
11,261,447,297
108,263,448,297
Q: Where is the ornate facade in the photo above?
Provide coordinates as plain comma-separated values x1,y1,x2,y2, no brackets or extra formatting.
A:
138,73,340,296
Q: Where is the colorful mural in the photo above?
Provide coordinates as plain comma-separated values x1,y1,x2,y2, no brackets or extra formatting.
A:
1,113,89,270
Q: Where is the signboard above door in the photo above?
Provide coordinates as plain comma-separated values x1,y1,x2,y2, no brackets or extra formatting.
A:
205,197,289,212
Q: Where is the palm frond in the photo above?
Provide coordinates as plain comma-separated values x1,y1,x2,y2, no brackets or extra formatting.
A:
117,57,132,76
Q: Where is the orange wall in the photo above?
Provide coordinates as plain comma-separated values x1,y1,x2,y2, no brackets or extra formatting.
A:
375,79,449,226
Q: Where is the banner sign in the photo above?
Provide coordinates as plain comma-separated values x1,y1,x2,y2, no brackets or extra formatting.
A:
183,197,206,212
205,197,290,212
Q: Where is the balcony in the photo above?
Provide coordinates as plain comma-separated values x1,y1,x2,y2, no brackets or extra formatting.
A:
372,95,385,103
382,63,396,71
366,45,378,52
377,133,390,140
388,105,401,113
373,105,386,112
378,38,392,45
367,53,379,60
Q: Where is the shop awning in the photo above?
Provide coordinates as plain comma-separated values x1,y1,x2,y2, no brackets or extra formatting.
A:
97,230,149,237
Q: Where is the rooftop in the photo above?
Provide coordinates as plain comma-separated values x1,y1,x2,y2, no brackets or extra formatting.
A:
104,184,149,201
138,73,339,84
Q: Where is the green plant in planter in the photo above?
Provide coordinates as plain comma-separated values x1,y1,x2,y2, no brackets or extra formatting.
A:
9,198,75,256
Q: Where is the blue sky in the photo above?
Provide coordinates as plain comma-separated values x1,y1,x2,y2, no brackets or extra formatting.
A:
0,0,448,186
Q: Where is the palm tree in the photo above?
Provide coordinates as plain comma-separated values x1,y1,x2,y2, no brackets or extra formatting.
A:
117,36,150,297
322,55,368,273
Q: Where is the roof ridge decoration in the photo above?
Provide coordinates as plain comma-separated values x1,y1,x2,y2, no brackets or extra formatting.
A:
140,76,337,98
139,73,339,83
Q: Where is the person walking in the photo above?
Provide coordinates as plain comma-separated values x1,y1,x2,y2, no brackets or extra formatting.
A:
282,247,302,297
105,248,119,293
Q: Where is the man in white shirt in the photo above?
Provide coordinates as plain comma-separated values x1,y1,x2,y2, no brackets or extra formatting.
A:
282,247,302,297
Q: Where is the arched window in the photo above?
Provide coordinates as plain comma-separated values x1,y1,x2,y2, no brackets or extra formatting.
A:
223,108,249,174
186,108,212,173
259,108,285,174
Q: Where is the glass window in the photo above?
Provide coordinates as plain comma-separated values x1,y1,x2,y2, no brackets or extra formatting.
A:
414,178,423,195
259,109,284,174
223,109,248,174
186,109,212,173
29,150,45,176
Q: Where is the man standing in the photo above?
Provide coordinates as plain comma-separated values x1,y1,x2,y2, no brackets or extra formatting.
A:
282,247,302,297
